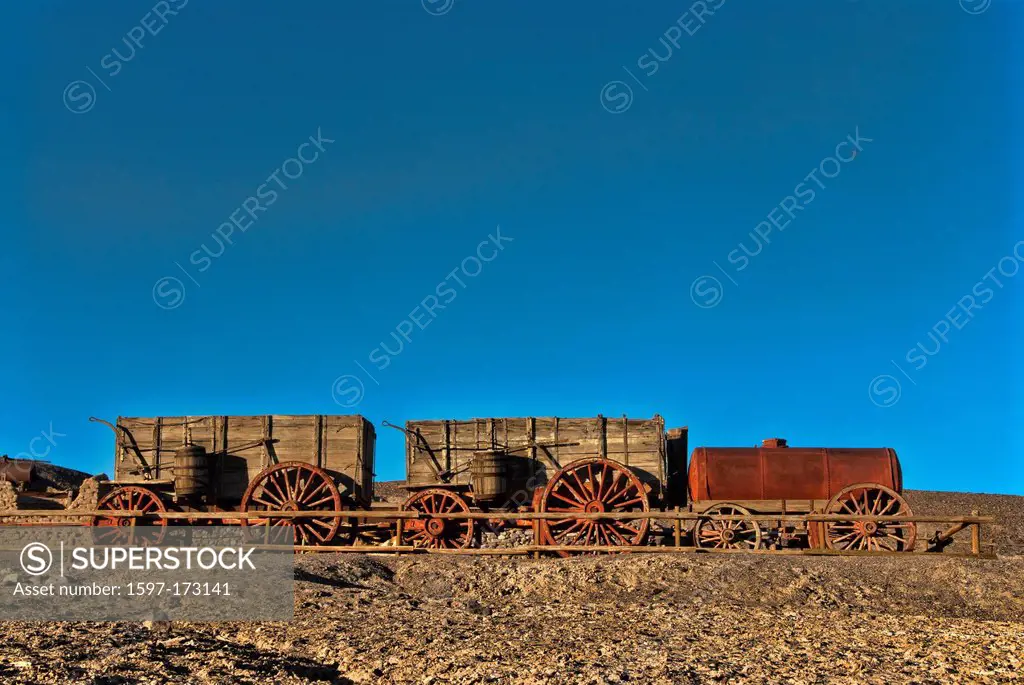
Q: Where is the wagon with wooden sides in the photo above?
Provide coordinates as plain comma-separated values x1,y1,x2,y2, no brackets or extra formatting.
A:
393,414,689,550
89,414,375,544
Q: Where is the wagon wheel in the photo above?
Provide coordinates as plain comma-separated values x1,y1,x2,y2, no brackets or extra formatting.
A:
401,488,474,549
694,503,762,550
824,483,917,552
538,457,649,555
240,462,346,546
94,486,168,546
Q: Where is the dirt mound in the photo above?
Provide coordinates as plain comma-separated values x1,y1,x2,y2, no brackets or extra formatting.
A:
1,551,1019,684
25,461,96,492
373,480,408,504
377,552,1024,621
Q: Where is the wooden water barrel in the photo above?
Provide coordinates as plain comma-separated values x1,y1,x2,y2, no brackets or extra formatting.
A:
173,445,209,497
470,450,508,503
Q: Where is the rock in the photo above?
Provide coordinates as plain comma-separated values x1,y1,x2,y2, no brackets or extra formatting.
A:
0,481,17,514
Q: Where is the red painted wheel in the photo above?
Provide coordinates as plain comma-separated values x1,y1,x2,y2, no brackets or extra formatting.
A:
694,503,762,550
241,462,343,545
94,486,168,546
401,489,474,549
539,457,649,554
824,483,917,552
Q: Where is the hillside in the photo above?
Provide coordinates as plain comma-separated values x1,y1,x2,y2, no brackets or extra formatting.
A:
0,487,1020,683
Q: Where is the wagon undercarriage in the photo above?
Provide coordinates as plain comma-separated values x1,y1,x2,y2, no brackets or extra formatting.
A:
49,475,985,557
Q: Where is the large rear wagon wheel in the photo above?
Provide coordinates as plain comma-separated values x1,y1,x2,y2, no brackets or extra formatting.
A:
538,457,649,556
401,489,474,549
241,462,345,546
824,483,917,552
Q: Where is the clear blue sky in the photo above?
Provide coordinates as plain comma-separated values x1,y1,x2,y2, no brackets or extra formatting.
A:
4,1,1021,494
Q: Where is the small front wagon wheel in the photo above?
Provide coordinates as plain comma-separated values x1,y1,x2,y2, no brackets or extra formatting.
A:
693,503,762,550
401,489,474,549
94,486,168,546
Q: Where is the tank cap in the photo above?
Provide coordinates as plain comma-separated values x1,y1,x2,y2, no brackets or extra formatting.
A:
762,438,787,448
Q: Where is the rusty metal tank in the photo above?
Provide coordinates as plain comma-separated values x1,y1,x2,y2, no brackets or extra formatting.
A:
687,438,903,504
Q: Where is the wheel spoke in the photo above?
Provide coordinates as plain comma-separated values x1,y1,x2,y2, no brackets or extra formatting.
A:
569,469,589,500
878,497,899,516
305,493,336,508
266,474,288,503
305,523,328,542
555,478,588,505
283,470,297,501
294,473,313,503
553,519,587,540
605,524,630,545
605,485,639,506
550,491,584,508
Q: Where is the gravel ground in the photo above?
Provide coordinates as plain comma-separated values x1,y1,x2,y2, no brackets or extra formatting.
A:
0,484,1019,683
0,552,1020,683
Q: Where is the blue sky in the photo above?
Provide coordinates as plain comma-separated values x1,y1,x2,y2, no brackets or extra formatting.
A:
4,1,1021,494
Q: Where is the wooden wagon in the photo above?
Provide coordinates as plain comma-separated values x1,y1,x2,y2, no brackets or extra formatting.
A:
90,414,375,544
394,414,688,550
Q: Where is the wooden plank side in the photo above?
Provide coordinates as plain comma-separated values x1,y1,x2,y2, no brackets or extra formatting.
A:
360,417,376,504
267,415,318,465
405,420,447,488
404,416,667,502
322,416,368,503
222,416,266,500
605,417,664,495
114,414,370,504
114,418,154,480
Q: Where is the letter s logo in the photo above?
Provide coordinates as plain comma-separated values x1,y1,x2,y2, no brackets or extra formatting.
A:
20,543,53,576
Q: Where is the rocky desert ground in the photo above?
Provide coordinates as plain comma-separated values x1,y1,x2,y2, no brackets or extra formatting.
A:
0,481,1020,684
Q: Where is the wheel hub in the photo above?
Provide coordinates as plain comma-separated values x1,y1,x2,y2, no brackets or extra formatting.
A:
584,501,607,514
860,521,879,536
721,528,736,543
425,518,446,537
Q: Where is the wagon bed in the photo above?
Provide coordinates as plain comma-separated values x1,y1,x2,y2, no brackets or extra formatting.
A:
110,414,375,506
